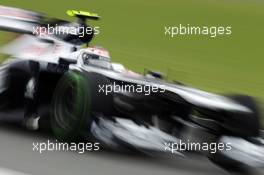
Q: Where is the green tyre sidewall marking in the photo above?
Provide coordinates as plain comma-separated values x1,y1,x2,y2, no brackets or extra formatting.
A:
51,71,90,141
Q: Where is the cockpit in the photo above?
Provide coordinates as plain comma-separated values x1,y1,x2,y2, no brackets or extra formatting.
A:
81,51,112,70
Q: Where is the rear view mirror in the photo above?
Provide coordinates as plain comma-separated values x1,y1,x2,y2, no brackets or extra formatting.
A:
59,57,77,65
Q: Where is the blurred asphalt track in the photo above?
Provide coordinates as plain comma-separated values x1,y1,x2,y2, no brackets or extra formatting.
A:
0,123,263,175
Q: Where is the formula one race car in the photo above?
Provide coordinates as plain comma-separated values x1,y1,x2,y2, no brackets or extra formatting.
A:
0,5,263,173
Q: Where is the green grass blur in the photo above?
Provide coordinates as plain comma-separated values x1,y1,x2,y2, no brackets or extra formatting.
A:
0,0,264,124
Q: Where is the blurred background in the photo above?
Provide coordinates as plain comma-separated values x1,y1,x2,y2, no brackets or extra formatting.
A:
0,0,263,174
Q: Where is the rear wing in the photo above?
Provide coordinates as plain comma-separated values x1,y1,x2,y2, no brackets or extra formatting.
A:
0,5,42,34
0,6,100,58
66,10,100,21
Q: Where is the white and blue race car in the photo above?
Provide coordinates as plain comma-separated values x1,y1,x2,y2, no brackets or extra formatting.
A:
0,5,263,173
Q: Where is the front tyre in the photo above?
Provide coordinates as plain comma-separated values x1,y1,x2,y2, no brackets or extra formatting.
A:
229,94,261,137
210,95,261,173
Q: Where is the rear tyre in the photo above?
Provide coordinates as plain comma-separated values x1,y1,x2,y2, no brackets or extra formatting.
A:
51,71,114,141
51,71,90,141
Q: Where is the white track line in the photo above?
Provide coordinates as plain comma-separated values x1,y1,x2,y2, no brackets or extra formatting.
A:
0,167,29,175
